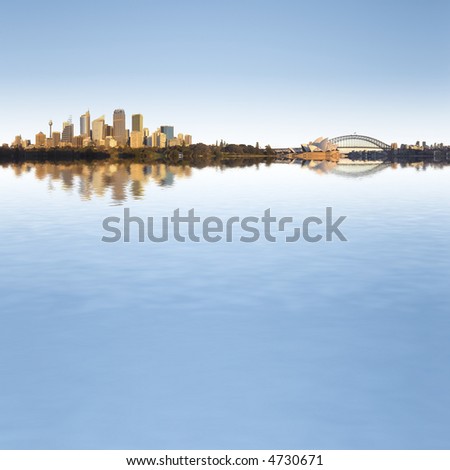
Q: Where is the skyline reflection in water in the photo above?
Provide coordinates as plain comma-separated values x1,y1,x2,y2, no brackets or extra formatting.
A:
2,159,446,205
4,163,192,203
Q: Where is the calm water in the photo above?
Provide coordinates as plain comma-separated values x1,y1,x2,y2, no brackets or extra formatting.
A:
0,161,449,449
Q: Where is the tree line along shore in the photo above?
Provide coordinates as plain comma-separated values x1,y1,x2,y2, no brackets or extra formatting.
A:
0,143,277,166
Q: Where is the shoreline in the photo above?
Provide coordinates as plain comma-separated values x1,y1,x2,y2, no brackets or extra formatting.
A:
1,146,449,167
0,146,276,166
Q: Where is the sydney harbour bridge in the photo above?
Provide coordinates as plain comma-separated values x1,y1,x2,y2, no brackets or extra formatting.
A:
328,134,390,152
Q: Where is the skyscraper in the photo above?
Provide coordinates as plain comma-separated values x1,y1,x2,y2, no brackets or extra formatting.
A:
152,130,167,148
160,126,174,141
184,134,192,145
62,121,74,143
158,133,167,148
35,132,46,147
113,109,127,146
92,115,105,144
80,111,91,138
132,114,144,132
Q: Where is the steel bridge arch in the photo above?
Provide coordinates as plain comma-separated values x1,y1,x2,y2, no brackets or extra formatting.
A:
329,135,390,150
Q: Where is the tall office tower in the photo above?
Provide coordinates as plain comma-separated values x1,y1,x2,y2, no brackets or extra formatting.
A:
62,121,74,143
177,133,184,143
151,131,158,147
113,109,127,146
143,127,149,138
184,134,192,145
92,115,105,143
52,132,61,147
80,111,91,137
160,126,174,141
151,130,167,148
158,132,167,148
132,114,144,132
35,132,46,147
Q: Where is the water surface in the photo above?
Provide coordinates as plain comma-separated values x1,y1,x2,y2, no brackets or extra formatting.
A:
0,161,449,449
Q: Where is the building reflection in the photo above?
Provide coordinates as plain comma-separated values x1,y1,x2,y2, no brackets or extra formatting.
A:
5,162,193,204
4,159,447,203
296,159,446,178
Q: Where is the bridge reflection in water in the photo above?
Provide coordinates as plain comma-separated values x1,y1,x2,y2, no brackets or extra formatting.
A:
295,159,390,177
330,161,389,178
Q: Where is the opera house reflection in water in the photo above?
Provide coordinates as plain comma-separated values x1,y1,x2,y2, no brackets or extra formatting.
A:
3,159,447,204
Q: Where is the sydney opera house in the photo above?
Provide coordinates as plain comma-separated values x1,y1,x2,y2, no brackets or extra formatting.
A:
296,137,340,161
275,137,340,161
299,137,338,153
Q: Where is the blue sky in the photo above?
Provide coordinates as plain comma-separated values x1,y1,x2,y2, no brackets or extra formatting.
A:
0,0,448,146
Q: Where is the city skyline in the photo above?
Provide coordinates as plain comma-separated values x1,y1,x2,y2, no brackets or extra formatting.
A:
6,107,447,150
8,108,193,150
4,100,450,149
